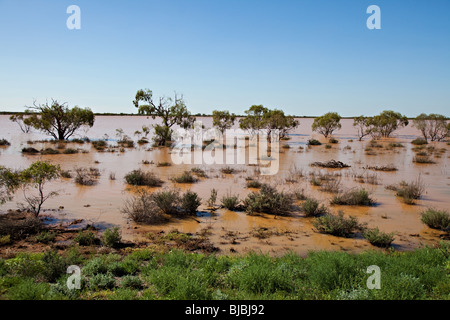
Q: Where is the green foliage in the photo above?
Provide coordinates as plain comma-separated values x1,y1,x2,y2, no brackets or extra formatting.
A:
369,110,409,138
35,230,56,244
74,230,99,246
0,166,21,205
363,228,395,248
212,110,236,133
387,177,425,205
302,198,328,217
413,113,449,142
171,171,197,183
152,189,181,215
421,209,450,231
313,212,362,237
246,180,263,188
312,112,342,138
0,235,11,246
181,190,202,215
243,184,294,216
331,189,374,206
133,89,195,146
19,161,61,216
89,273,116,290
353,116,375,141
307,139,322,146
121,275,143,289
24,100,95,141
102,227,122,248
124,169,163,187
221,192,240,211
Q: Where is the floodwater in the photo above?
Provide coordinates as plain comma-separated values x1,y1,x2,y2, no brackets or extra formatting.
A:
0,115,448,255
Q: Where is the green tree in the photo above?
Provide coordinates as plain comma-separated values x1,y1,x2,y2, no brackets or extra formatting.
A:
133,89,195,146
9,112,32,133
312,112,342,138
413,113,449,142
353,116,375,141
263,109,299,140
212,110,236,134
0,166,21,205
239,105,269,137
20,161,61,217
24,100,95,141
370,110,409,138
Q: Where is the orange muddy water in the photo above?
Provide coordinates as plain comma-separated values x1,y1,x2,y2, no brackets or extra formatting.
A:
0,115,448,256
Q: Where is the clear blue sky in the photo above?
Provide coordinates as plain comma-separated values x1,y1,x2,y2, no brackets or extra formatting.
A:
0,0,449,117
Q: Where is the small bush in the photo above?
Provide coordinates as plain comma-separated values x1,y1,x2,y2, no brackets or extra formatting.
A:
0,234,11,246
121,275,143,289
220,166,236,174
171,171,197,184
363,228,395,248
63,148,79,154
152,189,181,215
92,140,108,150
122,190,165,224
74,167,99,186
413,155,435,164
331,189,374,206
387,177,425,204
40,148,59,155
221,192,240,211
412,138,427,145
313,212,362,237
89,273,116,290
35,230,56,244
0,139,11,146
244,185,294,216
191,167,207,178
329,138,339,144
125,170,163,187
41,250,67,282
157,162,172,167
74,231,99,246
181,191,202,215
302,198,328,217
22,147,39,154
421,209,450,231
102,227,122,248
60,170,72,178
307,139,322,146
246,180,263,189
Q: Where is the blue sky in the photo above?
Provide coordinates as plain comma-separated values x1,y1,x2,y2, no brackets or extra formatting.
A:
0,0,449,116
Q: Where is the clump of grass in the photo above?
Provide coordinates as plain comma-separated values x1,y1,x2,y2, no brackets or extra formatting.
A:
243,184,294,216
282,144,290,149
307,139,322,146
319,178,342,193
125,169,163,187
388,142,403,148
102,227,122,248
221,192,240,211
364,165,398,172
141,160,154,165
386,177,425,205
0,139,11,146
21,147,39,154
92,140,108,151
40,148,59,155
171,171,197,184
413,155,435,164
220,166,237,174
421,209,450,231
331,188,374,206
63,148,79,154
325,144,332,149
302,198,328,217
157,162,172,167
60,170,72,179
0,235,11,246
246,180,263,189
121,275,143,289
411,138,427,145
313,212,362,237
363,228,395,248
35,230,57,244
191,167,207,178
329,138,339,144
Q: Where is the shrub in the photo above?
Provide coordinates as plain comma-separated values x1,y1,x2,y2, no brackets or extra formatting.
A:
22,147,39,154
387,178,425,204
82,257,108,276
244,184,294,216
40,148,59,155
0,139,11,146
35,230,56,244
331,189,374,206
74,230,99,246
220,166,236,174
74,167,99,186
411,138,428,145
152,189,181,215
421,209,450,231
329,138,339,144
191,167,207,178
60,170,72,178
221,192,240,210
313,212,362,237
413,155,435,164
102,227,122,248
0,234,11,246
246,180,263,189
125,169,163,187
122,190,165,224
363,228,395,248
171,171,197,184
181,191,202,215
121,275,143,289
92,140,108,150
63,148,79,154
302,198,328,217
89,273,116,290
157,162,172,167
307,139,322,146
41,250,67,282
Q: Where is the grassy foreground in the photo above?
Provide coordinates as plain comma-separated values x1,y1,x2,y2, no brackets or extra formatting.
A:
0,242,449,300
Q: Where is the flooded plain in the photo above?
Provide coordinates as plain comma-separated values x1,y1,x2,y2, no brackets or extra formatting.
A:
0,115,448,256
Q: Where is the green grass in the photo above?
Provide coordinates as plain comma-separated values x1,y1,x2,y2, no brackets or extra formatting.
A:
0,243,448,300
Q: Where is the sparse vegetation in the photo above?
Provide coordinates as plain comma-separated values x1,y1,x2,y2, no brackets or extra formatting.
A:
386,177,425,205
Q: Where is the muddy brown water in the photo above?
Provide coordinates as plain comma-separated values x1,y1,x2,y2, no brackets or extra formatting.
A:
0,115,448,256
